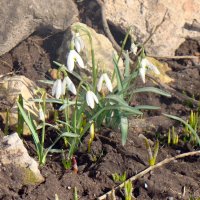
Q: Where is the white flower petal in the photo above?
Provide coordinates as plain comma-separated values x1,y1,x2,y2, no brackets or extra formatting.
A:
67,50,85,71
66,76,77,95
52,80,58,97
62,77,77,95
56,79,62,99
74,32,84,53
86,91,94,109
97,73,113,93
74,38,81,53
104,73,113,92
86,91,98,109
141,58,148,69
62,77,67,95
140,58,160,83
74,51,85,69
139,66,146,83
67,51,75,72
39,107,45,121
97,75,104,92
91,92,99,104
131,43,138,55
146,60,160,75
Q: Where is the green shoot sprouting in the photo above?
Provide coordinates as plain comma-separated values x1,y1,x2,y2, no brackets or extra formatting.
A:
139,134,159,166
163,113,200,146
112,172,127,183
74,187,78,200
168,126,179,145
55,194,59,200
88,122,95,153
124,180,133,200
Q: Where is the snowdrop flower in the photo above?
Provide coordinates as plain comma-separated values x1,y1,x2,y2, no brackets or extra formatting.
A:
67,50,85,72
139,58,160,83
62,76,77,95
130,42,138,55
52,79,62,99
73,32,84,53
38,106,45,121
86,91,99,109
97,73,113,93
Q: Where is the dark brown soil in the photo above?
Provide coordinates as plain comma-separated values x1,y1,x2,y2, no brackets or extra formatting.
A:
0,1,200,200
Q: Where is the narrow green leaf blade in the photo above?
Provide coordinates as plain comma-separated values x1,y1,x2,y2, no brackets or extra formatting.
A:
163,113,200,145
17,94,24,136
113,56,123,91
121,116,128,146
132,87,171,97
17,102,40,151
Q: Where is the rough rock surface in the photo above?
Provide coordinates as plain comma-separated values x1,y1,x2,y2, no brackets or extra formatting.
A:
105,0,200,56
0,0,78,56
0,75,38,135
0,133,44,185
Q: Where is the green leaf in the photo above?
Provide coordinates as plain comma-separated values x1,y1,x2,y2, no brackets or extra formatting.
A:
45,132,79,158
105,95,128,106
163,113,200,146
17,102,41,153
121,116,128,146
113,56,123,92
134,105,160,110
124,51,130,78
132,87,171,97
38,80,54,84
17,94,24,136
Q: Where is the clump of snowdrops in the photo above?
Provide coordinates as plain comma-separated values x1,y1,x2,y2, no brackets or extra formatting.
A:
18,24,170,166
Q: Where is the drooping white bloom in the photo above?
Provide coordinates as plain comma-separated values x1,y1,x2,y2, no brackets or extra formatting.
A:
97,73,113,93
86,91,99,109
139,58,160,83
130,42,138,55
52,79,62,99
67,50,85,72
62,76,77,95
73,32,84,53
38,106,45,121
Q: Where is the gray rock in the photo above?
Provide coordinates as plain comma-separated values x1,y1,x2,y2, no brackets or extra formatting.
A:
0,133,44,185
0,0,78,56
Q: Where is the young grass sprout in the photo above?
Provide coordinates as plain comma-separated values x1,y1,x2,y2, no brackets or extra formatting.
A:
168,126,179,145
139,134,159,166
163,112,200,146
112,172,127,183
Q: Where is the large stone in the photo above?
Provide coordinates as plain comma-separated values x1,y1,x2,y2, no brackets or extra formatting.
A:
104,0,200,56
57,22,124,85
0,75,38,135
0,133,44,185
0,0,78,56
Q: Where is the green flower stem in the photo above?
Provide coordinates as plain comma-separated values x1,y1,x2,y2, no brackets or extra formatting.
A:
41,91,46,157
74,25,97,92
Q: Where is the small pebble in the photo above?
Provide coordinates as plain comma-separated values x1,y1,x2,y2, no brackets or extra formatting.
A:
176,150,181,154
